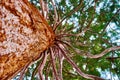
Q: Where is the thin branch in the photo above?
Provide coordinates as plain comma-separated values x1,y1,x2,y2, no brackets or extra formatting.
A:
56,40,71,48
31,53,44,80
38,52,48,80
58,18,69,33
51,0,58,28
32,51,43,61
54,1,83,31
86,46,120,58
56,16,94,37
76,7,95,37
57,43,104,80
45,61,51,80
19,62,30,80
106,57,120,60
50,48,60,80
63,66,79,77
39,0,44,17
102,8,120,34
56,34,75,38
39,0,48,19
56,40,87,56
31,63,39,80
57,46,64,80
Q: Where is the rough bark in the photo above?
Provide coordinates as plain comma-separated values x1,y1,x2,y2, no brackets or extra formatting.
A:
0,0,54,80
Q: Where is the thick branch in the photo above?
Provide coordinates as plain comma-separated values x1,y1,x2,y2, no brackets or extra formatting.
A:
86,46,120,58
57,43,104,80
50,48,60,80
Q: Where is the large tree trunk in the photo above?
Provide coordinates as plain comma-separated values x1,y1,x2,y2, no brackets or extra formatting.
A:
0,0,54,80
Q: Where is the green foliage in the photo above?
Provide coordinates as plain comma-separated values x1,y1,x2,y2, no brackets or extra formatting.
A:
23,0,120,80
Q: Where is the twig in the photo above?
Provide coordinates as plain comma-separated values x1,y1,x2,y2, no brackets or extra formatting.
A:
77,6,95,37
38,52,48,80
54,1,83,31
106,57,120,60
102,8,120,34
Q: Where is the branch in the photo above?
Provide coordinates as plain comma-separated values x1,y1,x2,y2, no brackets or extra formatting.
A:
38,52,48,80
50,48,60,80
19,62,30,80
31,54,44,79
102,8,120,33
57,43,104,80
44,60,51,80
107,57,120,59
54,1,83,31
39,0,48,19
86,46,120,58
39,0,44,17
57,46,64,80
76,18,93,36
51,0,58,28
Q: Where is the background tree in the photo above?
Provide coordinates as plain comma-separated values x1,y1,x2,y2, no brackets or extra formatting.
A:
0,0,120,80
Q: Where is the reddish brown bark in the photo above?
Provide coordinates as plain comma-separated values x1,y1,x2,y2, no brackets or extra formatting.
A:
0,0,54,80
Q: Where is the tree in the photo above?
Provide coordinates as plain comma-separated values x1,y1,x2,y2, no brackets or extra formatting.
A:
0,0,54,79
0,0,120,80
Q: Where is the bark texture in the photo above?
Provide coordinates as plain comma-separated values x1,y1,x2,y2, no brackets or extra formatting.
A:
0,0,54,80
